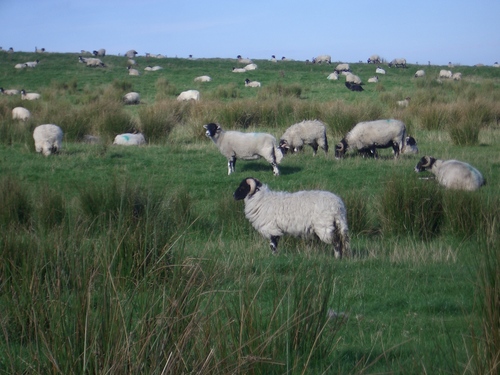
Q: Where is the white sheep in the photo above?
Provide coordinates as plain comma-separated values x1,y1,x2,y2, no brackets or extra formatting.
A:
278,119,328,156
177,90,200,101
270,55,277,63
397,97,411,107
414,70,425,78
21,89,40,101
452,72,462,81
244,63,258,71
375,66,386,74
388,58,407,68
35,47,45,53
367,54,381,64
244,78,261,87
439,69,453,79
237,55,253,64
15,63,27,69
127,59,137,66
127,66,140,76
12,107,31,121
314,55,331,64
25,60,39,68
232,67,247,73
33,124,63,156
345,73,362,85
367,76,379,83
113,133,146,146
335,119,406,158
123,92,140,105
194,75,212,82
493,62,500,68
414,156,485,191
93,48,106,57
0,88,20,95
402,136,418,155
79,56,105,67
327,71,339,80
233,177,350,258
203,122,282,176
334,63,350,72
125,50,138,59
144,65,163,71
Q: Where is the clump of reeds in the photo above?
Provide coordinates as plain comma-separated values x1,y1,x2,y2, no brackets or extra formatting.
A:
138,99,181,142
0,176,32,228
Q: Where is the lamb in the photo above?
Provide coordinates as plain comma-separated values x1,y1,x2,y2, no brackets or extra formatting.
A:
414,156,485,191
244,78,261,87
194,75,211,82
452,72,462,81
414,69,425,78
345,82,363,92
439,69,453,79
233,177,350,258
237,55,253,64
123,92,140,105
93,48,106,57
388,58,407,68
327,72,339,80
127,66,140,76
314,55,331,64
125,50,138,59
177,90,200,101
203,122,282,176
0,88,20,95
33,124,63,156
345,73,362,84
334,63,350,73
21,89,40,101
113,133,146,146
375,66,386,74
232,67,247,73
402,136,418,154
367,54,381,64
335,119,406,158
244,63,258,71
12,107,31,121
278,119,328,156
367,76,379,83
397,97,411,107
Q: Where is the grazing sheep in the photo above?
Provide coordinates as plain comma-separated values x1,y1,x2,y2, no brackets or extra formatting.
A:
414,69,425,78
278,119,328,156
33,124,63,156
233,177,350,258
113,133,146,146
25,60,39,68
177,90,200,101
452,72,462,81
0,88,20,95
368,54,381,64
232,67,247,73
21,89,40,101
125,50,138,59
12,107,31,121
345,73,362,84
281,56,293,61
237,55,253,64
127,66,140,76
493,62,499,68
375,66,386,74
244,78,261,87
388,58,407,68
335,119,406,159
244,63,258,71
367,76,379,83
414,156,485,191
123,92,140,105
270,55,277,63
314,55,331,64
327,71,339,80
402,136,418,155
345,82,363,92
35,47,45,53
334,63,350,73
203,122,282,176
93,48,106,57
127,59,137,66
397,97,411,107
439,69,453,79
79,56,105,67
15,63,27,69
8,47,14,53
194,75,211,82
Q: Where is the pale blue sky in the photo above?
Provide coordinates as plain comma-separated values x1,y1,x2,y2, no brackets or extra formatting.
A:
2,0,499,66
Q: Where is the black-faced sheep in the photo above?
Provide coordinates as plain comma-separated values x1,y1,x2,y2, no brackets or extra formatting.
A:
93,49,106,57
127,66,140,76
125,50,138,59
21,89,40,100
237,55,253,64
375,66,386,74
327,72,339,80
0,88,20,95
123,92,140,105
439,69,453,79
335,119,406,158
367,76,379,83
113,133,146,146
33,124,63,156
278,120,328,156
402,136,418,155
79,56,105,67
334,63,350,73
314,55,331,64
233,177,350,258
414,156,485,191
414,70,425,78
368,54,381,64
244,78,261,87
203,123,282,176
388,58,407,68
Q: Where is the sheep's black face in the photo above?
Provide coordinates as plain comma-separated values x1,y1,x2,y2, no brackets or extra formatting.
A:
415,156,433,172
406,136,417,146
234,177,261,201
278,139,290,155
203,123,219,138
335,139,347,158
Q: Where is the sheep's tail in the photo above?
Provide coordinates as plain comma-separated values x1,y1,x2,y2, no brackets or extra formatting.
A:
334,217,350,259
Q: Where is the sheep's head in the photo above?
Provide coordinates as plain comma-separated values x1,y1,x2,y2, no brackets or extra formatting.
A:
278,139,290,155
415,156,435,172
335,139,348,158
203,123,220,138
234,177,262,201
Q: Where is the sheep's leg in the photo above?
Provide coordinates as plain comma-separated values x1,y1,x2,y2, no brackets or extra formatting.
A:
270,236,280,254
391,142,400,158
272,163,279,176
228,157,236,175
311,143,318,156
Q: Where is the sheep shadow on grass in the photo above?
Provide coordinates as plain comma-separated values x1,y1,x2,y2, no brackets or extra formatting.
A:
239,162,302,175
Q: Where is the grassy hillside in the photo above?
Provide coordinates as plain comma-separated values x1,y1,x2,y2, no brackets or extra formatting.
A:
0,51,499,374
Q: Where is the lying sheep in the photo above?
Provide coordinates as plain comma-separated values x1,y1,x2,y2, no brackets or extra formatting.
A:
127,59,137,66
25,59,39,68
414,156,485,191
144,65,163,71
452,72,462,81
314,55,331,64
194,75,211,82
237,55,253,64
368,54,381,64
375,66,386,74
327,71,339,80
79,56,105,67
113,133,146,146
123,92,140,105
232,67,247,73
127,66,140,76
388,58,407,68
35,47,45,53
278,119,328,156
345,82,363,92
33,124,63,156
21,89,40,100
177,90,200,101
244,78,261,87
439,69,453,78
334,63,350,73
345,73,362,84
402,136,418,154
233,177,350,258
414,69,425,78
335,119,406,158
15,63,27,69
93,48,106,57
367,76,379,83
125,50,138,59
203,122,282,176
244,63,258,70
12,107,31,121
270,55,277,63
0,88,20,95
397,97,411,107
493,62,500,68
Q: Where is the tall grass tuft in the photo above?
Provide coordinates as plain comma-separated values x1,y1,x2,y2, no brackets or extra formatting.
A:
258,82,302,99
343,190,372,236
447,99,491,146
418,103,449,131
138,99,181,142
0,176,33,228
155,77,178,100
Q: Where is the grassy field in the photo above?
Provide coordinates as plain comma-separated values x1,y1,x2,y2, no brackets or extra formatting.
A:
0,51,499,374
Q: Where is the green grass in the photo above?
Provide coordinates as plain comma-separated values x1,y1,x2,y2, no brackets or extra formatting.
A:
0,51,499,374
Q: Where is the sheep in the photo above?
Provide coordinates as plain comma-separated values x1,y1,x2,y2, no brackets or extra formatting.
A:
314,55,331,64
15,63,27,69
113,133,146,146
367,54,381,64
144,65,163,71
244,78,261,87
127,66,140,76
12,107,31,121
123,92,140,105
270,55,277,63
414,69,425,78
146,53,165,59
25,59,40,68
334,63,350,73
8,47,14,53
244,63,258,70
327,71,339,80
237,55,253,64
177,90,200,101
452,72,462,81
194,75,211,82
232,67,247,73
388,58,407,68
79,56,105,67
127,59,137,66
414,156,485,191
397,97,411,107
93,48,106,57
367,76,379,83
233,177,350,258
375,66,386,74
35,47,45,53
0,88,20,95
402,136,418,155
33,124,63,156
278,119,328,156
345,82,363,92
203,122,282,176
345,73,362,85
493,62,500,68
439,69,453,79
21,89,40,101
335,119,406,159
125,50,138,59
